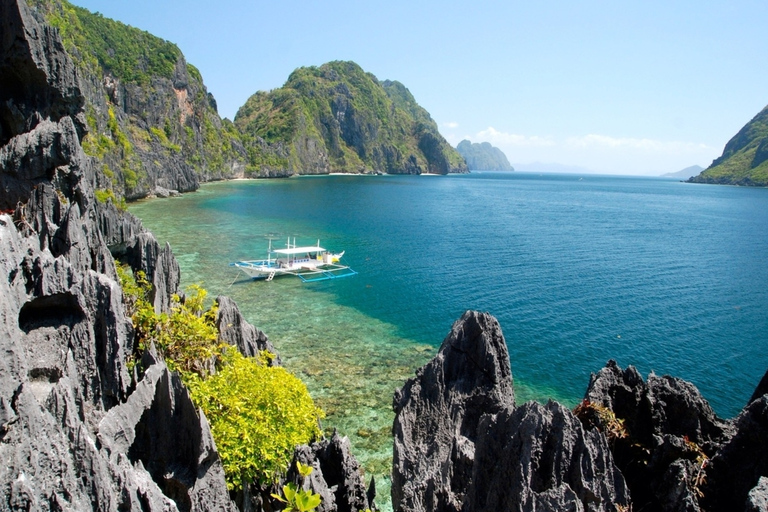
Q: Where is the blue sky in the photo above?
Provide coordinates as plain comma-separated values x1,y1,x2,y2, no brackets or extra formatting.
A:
67,0,768,175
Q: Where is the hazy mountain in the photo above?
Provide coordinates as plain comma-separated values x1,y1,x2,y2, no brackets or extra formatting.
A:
456,140,514,171
662,165,704,179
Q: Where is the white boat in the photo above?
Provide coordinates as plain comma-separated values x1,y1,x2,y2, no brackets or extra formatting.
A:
230,238,357,282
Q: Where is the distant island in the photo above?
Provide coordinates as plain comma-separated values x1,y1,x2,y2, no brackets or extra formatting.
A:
235,61,467,177
689,104,768,186
456,140,514,171
662,165,703,179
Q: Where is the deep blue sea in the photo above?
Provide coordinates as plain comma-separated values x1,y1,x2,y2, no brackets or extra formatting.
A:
129,172,768,502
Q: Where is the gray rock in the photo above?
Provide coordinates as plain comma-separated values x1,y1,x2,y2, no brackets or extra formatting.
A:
215,295,280,364
0,2,237,509
392,310,515,512
287,431,372,512
584,360,732,512
703,395,768,511
746,477,768,512
464,400,630,512
392,311,628,512
100,359,236,512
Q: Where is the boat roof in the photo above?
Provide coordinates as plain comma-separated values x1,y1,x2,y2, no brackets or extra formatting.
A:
273,246,326,255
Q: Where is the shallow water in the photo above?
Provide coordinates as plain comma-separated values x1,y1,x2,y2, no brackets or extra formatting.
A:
130,172,768,506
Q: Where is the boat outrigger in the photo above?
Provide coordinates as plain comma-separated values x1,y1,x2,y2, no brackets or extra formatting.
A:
230,238,357,283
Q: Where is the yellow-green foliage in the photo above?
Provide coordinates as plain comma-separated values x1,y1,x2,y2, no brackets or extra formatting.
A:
272,462,323,512
130,282,223,378
117,264,324,490
188,350,324,490
150,126,181,153
94,188,116,204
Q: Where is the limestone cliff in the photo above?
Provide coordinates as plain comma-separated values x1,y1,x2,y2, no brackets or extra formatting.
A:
235,61,468,176
27,0,248,201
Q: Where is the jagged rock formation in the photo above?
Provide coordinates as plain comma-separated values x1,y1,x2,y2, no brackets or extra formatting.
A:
392,311,629,512
688,103,768,186
29,0,247,201
215,295,281,364
287,431,374,512
584,361,733,512
1,3,371,510
456,139,514,171
235,61,468,176
0,1,235,508
702,395,768,511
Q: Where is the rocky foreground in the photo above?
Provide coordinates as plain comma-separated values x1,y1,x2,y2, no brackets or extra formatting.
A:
392,311,768,512
2,0,767,511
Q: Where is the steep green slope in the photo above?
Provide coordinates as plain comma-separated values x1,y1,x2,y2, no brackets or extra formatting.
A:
29,0,247,200
456,139,514,171
235,61,467,176
689,104,768,186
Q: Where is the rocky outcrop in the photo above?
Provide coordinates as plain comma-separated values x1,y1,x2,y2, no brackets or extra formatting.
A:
30,0,247,201
215,295,280,364
584,360,733,512
465,400,629,511
702,395,768,511
0,1,235,508
392,310,515,512
392,311,629,512
286,431,374,512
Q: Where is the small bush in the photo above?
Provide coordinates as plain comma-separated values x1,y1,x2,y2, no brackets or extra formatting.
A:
188,350,324,490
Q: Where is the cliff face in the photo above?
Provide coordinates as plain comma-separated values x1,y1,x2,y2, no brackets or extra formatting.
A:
235,61,468,176
455,139,514,171
27,0,248,201
689,104,768,186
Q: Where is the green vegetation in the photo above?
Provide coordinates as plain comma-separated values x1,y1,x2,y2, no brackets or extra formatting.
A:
272,462,323,511
235,61,467,175
93,170,127,209
189,352,323,489
456,140,514,171
33,0,246,201
39,0,180,84
691,104,768,186
117,265,324,490
150,126,181,153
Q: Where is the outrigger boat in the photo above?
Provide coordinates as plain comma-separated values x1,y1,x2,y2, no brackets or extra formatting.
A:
230,238,357,283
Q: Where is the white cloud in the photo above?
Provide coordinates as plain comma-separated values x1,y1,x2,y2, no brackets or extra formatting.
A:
564,134,712,154
443,121,459,129
475,127,555,147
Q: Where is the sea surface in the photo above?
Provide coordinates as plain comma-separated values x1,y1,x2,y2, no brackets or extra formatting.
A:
129,172,768,504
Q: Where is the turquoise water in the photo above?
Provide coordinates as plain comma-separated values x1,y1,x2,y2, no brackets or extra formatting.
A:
129,172,768,502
